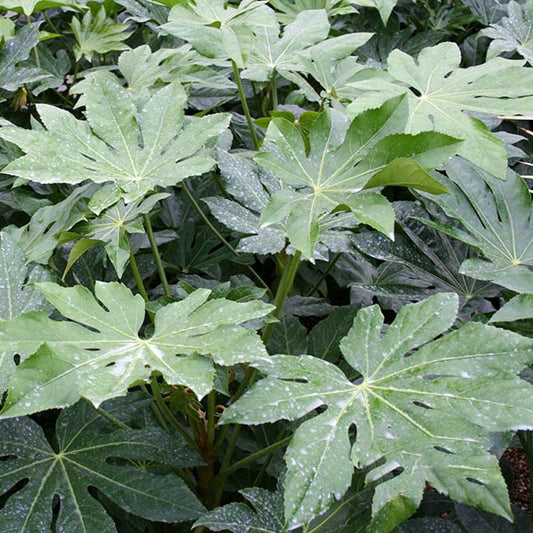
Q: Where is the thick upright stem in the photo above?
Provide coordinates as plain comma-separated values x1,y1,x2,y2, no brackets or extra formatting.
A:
143,214,171,297
232,59,259,150
261,250,302,343
127,235,149,302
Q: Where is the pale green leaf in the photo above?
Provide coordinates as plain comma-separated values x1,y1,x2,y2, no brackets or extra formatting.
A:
490,294,533,322
347,43,533,176
79,193,169,277
0,399,205,532
481,0,533,65
162,0,277,67
241,9,330,82
353,0,398,23
0,0,81,15
419,157,533,294
0,72,230,201
5,185,92,264
0,232,51,394
71,7,133,62
222,294,533,530
255,97,460,257
269,0,357,23
0,282,273,415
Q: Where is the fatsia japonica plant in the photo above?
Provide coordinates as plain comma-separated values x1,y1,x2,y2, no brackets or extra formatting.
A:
0,0,533,532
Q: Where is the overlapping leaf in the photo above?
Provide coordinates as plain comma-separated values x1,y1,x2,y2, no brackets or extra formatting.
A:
419,157,533,294
0,71,231,201
205,150,360,258
481,0,533,64
352,201,500,316
241,9,330,82
353,0,398,23
74,192,169,277
269,0,356,23
0,232,51,394
0,400,205,533
255,96,459,258
0,23,51,92
162,0,277,67
346,42,533,176
222,293,533,531
0,281,274,416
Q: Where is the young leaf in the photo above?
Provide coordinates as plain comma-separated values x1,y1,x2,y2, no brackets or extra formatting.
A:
0,72,231,201
71,6,133,62
0,400,205,532
419,157,533,294
481,0,533,65
255,97,459,257
222,294,533,530
347,42,533,176
0,282,274,416
162,0,277,67
0,232,51,394
77,193,169,277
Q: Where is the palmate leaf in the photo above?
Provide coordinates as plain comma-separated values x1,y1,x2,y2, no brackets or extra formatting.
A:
0,232,51,394
205,150,359,258
75,192,169,277
222,293,533,531
0,281,274,417
481,0,533,64
352,201,500,317
241,9,366,83
269,0,357,23
352,0,398,23
419,157,533,294
0,399,205,532
255,96,459,258
346,42,533,176
71,6,134,62
0,71,231,202
162,0,277,67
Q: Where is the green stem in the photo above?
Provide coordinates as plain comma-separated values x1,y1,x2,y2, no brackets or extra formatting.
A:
211,424,241,505
232,59,259,150
83,399,130,430
218,434,292,477
143,214,171,297
206,391,216,449
182,181,272,298
150,376,201,453
305,252,341,297
261,250,302,343
271,70,278,111
127,235,149,302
